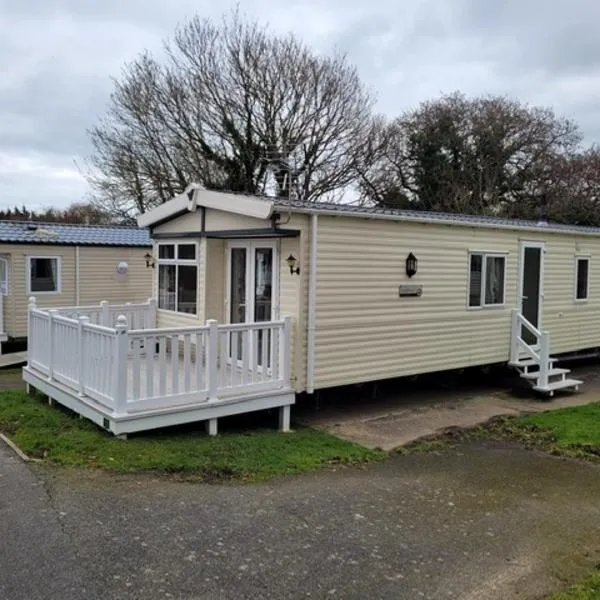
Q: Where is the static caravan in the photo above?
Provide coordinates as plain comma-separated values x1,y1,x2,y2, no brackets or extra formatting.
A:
0,220,152,350
138,184,596,398
23,185,598,436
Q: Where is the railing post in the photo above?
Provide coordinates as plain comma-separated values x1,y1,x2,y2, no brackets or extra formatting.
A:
47,309,58,381
206,320,219,401
100,300,110,327
113,315,129,415
510,309,520,363
27,297,36,366
77,316,90,397
281,316,292,387
147,297,157,329
539,332,550,389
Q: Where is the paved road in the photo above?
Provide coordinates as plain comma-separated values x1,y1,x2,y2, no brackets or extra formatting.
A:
1,441,600,600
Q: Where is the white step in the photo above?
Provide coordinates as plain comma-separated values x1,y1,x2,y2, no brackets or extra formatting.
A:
509,357,556,368
533,378,583,395
520,368,570,380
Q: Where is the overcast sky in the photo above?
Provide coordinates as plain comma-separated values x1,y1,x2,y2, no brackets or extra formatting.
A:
1,0,600,211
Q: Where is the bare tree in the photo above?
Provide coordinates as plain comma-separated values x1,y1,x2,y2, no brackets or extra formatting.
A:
87,10,375,215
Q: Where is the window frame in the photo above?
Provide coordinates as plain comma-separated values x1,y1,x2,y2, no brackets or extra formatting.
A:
467,251,507,309
574,255,590,303
26,256,62,295
156,242,199,316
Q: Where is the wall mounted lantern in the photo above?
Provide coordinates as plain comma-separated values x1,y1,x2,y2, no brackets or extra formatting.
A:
405,252,418,278
286,254,300,275
144,252,156,268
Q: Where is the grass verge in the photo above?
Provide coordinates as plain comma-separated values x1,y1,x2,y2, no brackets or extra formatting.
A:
397,401,600,462
547,571,600,599
0,390,384,481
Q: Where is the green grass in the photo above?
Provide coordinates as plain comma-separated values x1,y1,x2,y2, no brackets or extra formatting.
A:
398,402,600,461
0,390,384,480
519,402,600,457
547,572,600,599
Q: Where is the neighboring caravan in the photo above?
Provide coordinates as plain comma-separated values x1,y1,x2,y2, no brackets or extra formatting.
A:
22,184,597,436
0,220,152,348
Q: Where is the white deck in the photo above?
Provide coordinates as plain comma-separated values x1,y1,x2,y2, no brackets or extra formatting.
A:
24,299,294,436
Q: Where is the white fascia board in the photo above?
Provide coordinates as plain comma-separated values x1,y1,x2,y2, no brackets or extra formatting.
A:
196,189,274,220
137,184,275,228
136,183,201,228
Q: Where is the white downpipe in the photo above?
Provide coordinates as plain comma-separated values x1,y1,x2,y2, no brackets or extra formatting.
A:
306,214,318,394
75,246,81,306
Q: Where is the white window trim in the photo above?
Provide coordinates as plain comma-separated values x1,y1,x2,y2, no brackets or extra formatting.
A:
156,241,199,316
0,256,9,296
26,256,62,295
574,255,590,303
467,251,508,310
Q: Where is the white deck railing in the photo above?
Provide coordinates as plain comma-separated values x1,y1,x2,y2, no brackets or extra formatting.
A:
53,298,157,330
510,308,551,388
27,298,292,416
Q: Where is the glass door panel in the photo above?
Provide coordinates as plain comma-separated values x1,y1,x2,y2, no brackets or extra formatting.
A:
229,248,247,361
254,248,273,368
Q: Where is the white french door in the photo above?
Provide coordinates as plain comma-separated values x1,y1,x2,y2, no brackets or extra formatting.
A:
226,241,279,367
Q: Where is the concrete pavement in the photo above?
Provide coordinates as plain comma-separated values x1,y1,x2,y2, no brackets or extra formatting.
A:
301,362,600,450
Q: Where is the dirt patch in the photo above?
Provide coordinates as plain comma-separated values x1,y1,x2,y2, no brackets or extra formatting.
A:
0,369,25,391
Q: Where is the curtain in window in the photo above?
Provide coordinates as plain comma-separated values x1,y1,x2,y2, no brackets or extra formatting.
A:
49,258,57,290
469,255,482,307
485,257,505,305
158,264,176,311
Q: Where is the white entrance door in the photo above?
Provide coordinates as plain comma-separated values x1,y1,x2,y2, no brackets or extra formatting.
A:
226,241,279,366
518,241,545,345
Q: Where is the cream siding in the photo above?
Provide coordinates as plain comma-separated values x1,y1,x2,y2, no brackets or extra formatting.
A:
205,239,226,322
311,216,600,390
2,244,152,339
204,210,270,231
152,210,203,234
277,215,308,391
77,247,153,306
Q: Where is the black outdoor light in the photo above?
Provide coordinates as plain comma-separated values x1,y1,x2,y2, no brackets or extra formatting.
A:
405,252,418,278
144,252,156,268
286,254,300,275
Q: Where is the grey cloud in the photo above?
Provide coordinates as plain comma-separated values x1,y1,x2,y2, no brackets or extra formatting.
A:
1,0,600,209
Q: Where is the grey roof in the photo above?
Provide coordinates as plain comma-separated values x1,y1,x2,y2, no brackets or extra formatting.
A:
273,198,600,236
0,221,152,247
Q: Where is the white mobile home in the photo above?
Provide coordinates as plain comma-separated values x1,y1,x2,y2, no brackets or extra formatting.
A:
24,184,596,435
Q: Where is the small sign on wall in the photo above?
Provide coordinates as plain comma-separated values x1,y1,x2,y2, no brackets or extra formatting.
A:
399,284,423,297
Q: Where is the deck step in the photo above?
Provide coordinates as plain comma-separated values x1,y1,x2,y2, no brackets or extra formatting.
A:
533,378,583,394
520,368,570,380
509,357,557,368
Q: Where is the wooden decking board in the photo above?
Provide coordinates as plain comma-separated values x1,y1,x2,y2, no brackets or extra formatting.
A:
0,351,28,368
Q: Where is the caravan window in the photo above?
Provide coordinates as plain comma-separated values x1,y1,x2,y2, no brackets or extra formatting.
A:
468,253,506,308
27,257,61,294
157,242,198,314
575,256,590,301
